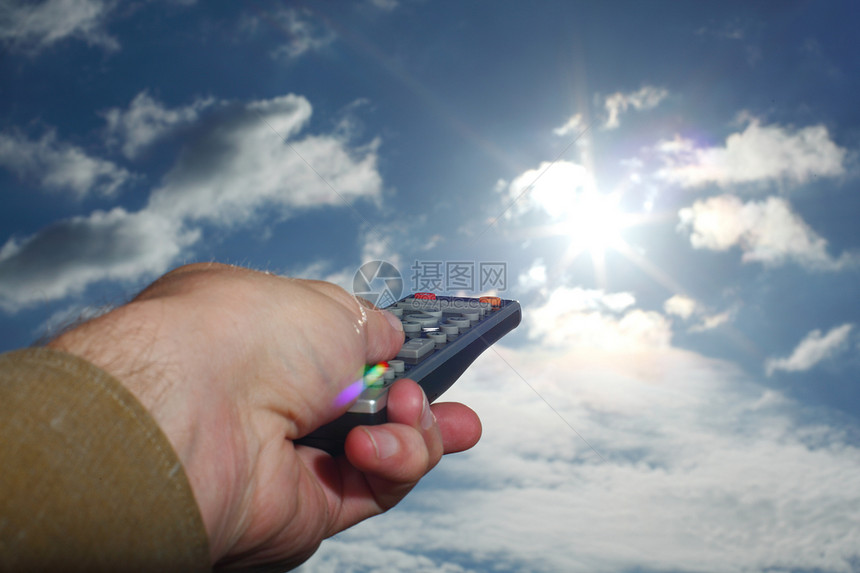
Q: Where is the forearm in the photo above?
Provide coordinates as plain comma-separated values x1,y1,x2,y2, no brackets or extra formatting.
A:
0,348,210,572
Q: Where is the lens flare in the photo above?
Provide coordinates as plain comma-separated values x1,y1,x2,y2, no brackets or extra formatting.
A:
333,361,389,408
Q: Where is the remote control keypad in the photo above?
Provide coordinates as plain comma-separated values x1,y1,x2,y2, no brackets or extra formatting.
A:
357,294,505,396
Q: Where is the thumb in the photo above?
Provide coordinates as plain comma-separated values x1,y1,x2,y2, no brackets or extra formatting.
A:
362,307,405,364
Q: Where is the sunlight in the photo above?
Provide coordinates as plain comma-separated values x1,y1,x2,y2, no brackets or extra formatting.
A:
533,178,627,271
560,191,626,259
521,162,626,262
506,160,677,290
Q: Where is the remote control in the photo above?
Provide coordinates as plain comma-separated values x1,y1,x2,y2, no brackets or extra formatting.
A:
296,293,522,454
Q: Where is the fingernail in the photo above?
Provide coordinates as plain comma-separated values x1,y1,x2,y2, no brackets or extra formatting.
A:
420,393,436,431
366,427,399,459
382,310,403,332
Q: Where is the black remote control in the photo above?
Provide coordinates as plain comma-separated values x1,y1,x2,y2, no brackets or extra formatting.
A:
296,293,522,454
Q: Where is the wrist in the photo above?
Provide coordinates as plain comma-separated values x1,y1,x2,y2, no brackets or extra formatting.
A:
47,300,236,560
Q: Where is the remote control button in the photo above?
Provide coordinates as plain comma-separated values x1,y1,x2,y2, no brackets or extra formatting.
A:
415,292,436,300
428,331,447,345
463,311,480,323
387,307,403,318
447,316,471,331
402,321,422,333
404,313,438,327
388,359,405,373
479,296,502,308
440,323,459,337
350,386,389,414
396,338,435,359
362,362,389,388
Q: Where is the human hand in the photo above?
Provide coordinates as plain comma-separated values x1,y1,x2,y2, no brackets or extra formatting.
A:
48,263,482,570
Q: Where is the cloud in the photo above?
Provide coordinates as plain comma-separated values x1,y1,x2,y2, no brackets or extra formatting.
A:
300,288,860,573
553,113,584,137
147,94,382,225
688,310,732,333
766,324,854,376
527,286,671,352
497,160,597,222
267,8,336,60
0,93,383,312
603,86,668,130
695,21,746,41
678,194,858,271
0,208,197,311
0,0,119,53
663,294,697,320
518,260,547,291
103,91,218,159
664,294,733,333
0,129,132,198
656,118,847,188
368,0,399,10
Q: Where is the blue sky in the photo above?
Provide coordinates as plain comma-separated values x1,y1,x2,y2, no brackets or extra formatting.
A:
2,1,860,571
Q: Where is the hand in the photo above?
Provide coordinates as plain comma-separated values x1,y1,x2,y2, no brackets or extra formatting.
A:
48,263,482,570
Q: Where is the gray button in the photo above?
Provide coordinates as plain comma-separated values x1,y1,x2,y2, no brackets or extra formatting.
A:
396,338,435,359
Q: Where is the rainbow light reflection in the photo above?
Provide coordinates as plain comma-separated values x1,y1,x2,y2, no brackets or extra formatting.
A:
333,361,389,408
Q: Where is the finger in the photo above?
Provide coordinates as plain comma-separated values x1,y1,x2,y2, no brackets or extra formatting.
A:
303,281,405,364
344,379,439,475
347,424,431,484
363,308,405,364
430,402,482,454
316,382,481,534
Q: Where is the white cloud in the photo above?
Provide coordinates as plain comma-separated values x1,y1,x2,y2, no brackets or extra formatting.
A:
766,324,854,376
663,294,697,320
603,86,668,130
359,229,400,270
688,310,732,333
0,93,384,312
498,160,596,221
527,286,670,352
0,0,119,53
0,129,132,198
103,91,217,159
664,294,734,333
300,287,860,573
553,113,583,137
656,118,847,188
0,208,197,311
678,194,857,271
268,8,335,60
517,260,547,291
147,94,382,225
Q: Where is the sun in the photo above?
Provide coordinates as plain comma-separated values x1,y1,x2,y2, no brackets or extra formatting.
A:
543,189,632,288
522,165,636,286
506,160,667,288
560,191,626,259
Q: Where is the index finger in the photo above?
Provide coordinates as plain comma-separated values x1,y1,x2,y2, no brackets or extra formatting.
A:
302,281,405,364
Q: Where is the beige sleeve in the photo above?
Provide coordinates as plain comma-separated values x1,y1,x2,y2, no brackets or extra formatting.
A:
0,348,210,573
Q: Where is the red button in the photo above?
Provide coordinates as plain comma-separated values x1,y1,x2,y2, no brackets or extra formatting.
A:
479,296,501,308
414,292,436,300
